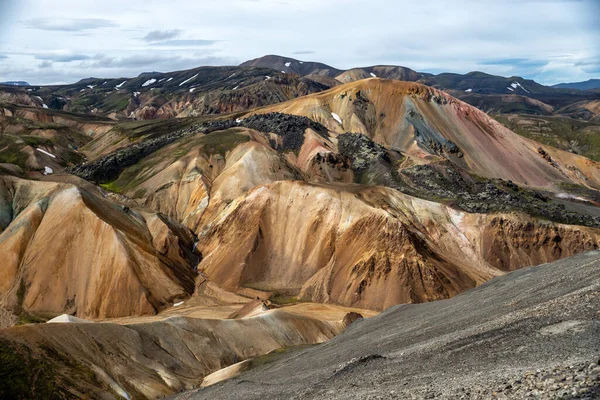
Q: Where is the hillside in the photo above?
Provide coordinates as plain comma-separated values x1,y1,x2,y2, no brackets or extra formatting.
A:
53,79,600,313
0,66,329,120
184,250,600,399
0,175,198,319
553,79,600,91
255,78,600,189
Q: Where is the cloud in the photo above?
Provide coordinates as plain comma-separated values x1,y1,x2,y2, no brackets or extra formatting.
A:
151,39,219,47
81,53,232,70
477,58,548,68
24,18,117,32
0,55,7,59
38,60,52,68
34,53,91,62
142,29,182,42
3,0,598,85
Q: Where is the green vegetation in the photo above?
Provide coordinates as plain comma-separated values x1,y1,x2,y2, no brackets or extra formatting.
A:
0,136,28,167
197,129,250,157
269,294,304,306
99,93,130,112
0,337,106,399
71,94,100,108
0,340,61,399
113,118,198,140
103,129,249,194
100,181,123,193
133,188,147,199
21,135,53,147
494,114,600,161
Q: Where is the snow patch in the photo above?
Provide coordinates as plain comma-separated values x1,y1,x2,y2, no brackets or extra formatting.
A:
87,85,96,89
43,166,53,175
285,61,291,67
36,148,56,158
299,61,304,64
556,193,589,202
281,70,286,73
173,301,184,307
47,314,91,323
158,78,165,82
465,88,472,92
142,78,156,87
232,85,239,90
265,76,271,80
115,81,127,88
35,96,48,108
133,91,140,97
511,81,529,93
189,87,196,93
331,112,343,125
235,118,243,123
166,77,173,82
228,73,236,79
179,73,198,86
370,72,377,78
507,86,514,92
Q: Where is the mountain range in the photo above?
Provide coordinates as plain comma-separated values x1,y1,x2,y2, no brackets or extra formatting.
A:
0,55,599,399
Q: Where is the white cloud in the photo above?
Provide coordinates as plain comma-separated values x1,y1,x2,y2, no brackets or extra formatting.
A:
24,18,117,32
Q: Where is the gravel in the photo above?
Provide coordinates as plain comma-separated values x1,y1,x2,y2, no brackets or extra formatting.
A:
173,250,600,400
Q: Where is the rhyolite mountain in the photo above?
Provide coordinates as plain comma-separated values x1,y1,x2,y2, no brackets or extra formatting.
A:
1,56,600,400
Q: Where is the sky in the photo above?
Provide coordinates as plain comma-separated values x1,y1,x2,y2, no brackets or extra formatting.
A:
0,0,598,86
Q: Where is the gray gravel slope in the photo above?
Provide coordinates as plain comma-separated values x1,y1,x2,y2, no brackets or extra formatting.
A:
175,251,600,399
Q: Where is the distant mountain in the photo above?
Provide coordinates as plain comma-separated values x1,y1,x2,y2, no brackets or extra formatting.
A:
138,71,163,77
420,71,551,95
0,65,329,120
0,55,598,122
0,81,30,86
240,56,600,113
552,79,600,91
241,55,427,84
240,55,343,77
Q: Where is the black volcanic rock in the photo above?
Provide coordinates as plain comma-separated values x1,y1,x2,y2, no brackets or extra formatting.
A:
241,112,329,151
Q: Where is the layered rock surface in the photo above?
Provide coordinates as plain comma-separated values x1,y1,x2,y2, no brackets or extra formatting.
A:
0,175,198,319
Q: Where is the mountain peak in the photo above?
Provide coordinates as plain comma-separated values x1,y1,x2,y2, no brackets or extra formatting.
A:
240,54,343,77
